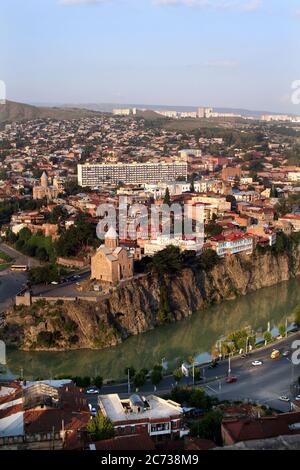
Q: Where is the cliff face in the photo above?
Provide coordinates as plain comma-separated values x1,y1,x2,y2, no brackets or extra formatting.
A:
101,247,300,339
2,248,300,350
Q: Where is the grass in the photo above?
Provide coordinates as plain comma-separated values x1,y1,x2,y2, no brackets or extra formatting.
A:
0,263,11,270
0,250,12,262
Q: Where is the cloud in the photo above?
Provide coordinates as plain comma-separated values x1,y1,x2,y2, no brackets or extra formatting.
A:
153,0,262,11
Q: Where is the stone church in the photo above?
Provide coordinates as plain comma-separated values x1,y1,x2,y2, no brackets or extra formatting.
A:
91,227,134,284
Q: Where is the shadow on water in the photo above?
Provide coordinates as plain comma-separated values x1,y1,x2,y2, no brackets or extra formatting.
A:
7,277,300,380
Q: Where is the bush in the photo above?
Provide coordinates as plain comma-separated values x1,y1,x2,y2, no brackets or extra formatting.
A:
87,412,115,441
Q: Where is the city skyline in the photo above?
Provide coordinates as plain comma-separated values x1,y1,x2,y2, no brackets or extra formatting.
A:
1,0,300,113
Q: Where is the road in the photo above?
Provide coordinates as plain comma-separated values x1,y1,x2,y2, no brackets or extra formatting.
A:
32,270,91,298
86,334,300,413
0,243,37,311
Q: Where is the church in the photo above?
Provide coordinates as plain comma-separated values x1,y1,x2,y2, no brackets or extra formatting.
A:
91,227,134,284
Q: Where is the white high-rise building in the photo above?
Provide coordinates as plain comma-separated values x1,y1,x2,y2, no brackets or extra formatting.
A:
78,161,188,187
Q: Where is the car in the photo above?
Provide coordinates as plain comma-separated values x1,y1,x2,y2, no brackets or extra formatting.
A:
282,351,290,357
51,281,59,285
252,360,263,366
279,396,290,402
86,387,99,395
226,376,237,384
91,407,97,416
208,361,218,369
295,395,300,401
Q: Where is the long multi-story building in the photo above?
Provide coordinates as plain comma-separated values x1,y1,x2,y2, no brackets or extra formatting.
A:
78,162,188,187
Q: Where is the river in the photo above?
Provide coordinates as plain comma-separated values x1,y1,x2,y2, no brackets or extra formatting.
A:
6,277,300,381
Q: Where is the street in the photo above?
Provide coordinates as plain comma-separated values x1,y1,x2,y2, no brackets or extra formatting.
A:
86,334,300,413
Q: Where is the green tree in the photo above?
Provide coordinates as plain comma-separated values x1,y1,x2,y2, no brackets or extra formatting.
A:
173,368,183,384
93,376,103,389
205,221,223,238
87,412,115,441
163,187,171,206
278,324,286,338
157,283,172,324
263,331,273,344
293,305,300,327
189,410,222,445
151,367,163,390
133,371,146,389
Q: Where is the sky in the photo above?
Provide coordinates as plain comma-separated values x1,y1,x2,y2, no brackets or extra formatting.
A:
1,0,300,113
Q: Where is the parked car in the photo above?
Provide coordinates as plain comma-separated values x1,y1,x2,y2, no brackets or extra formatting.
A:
279,396,290,402
282,351,290,357
252,360,263,367
295,395,300,401
226,376,237,384
51,281,58,285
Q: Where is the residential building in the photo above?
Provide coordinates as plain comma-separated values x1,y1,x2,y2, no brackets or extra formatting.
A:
279,214,300,232
208,232,253,257
0,380,90,450
222,412,300,446
98,393,186,441
78,162,188,187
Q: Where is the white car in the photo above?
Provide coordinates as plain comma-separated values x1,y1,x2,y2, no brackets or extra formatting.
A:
295,395,300,401
252,360,263,367
279,396,290,402
51,281,59,285
86,387,99,395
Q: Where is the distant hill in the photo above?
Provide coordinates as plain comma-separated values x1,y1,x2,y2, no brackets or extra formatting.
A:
0,100,102,124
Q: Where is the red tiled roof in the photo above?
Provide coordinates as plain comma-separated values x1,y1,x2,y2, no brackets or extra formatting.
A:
92,434,156,451
222,412,300,443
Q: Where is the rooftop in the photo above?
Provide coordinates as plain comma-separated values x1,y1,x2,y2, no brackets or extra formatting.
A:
99,394,182,424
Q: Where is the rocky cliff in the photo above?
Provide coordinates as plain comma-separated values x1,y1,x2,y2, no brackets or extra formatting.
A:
1,248,300,350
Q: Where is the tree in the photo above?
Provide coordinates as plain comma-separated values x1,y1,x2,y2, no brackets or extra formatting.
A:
173,368,183,384
87,412,115,441
163,187,171,206
205,222,223,238
93,376,103,389
157,283,172,324
18,227,32,242
151,245,183,276
263,331,272,344
151,367,163,390
189,410,222,445
35,246,49,262
278,324,286,338
133,371,146,389
293,305,300,327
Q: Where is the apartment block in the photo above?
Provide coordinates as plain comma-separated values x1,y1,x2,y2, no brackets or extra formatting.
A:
78,162,188,187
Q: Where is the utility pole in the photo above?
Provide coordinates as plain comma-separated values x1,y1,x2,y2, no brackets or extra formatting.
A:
228,354,232,376
285,318,288,338
192,361,195,387
127,368,130,395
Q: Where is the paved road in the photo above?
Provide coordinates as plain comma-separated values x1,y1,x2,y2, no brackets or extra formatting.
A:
0,243,36,311
32,270,92,298
86,334,300,412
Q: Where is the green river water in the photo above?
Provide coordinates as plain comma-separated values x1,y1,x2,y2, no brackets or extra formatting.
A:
6,277,300,381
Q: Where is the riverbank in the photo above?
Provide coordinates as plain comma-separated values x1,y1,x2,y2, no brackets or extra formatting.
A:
5,276,300,380
1,247,300,352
